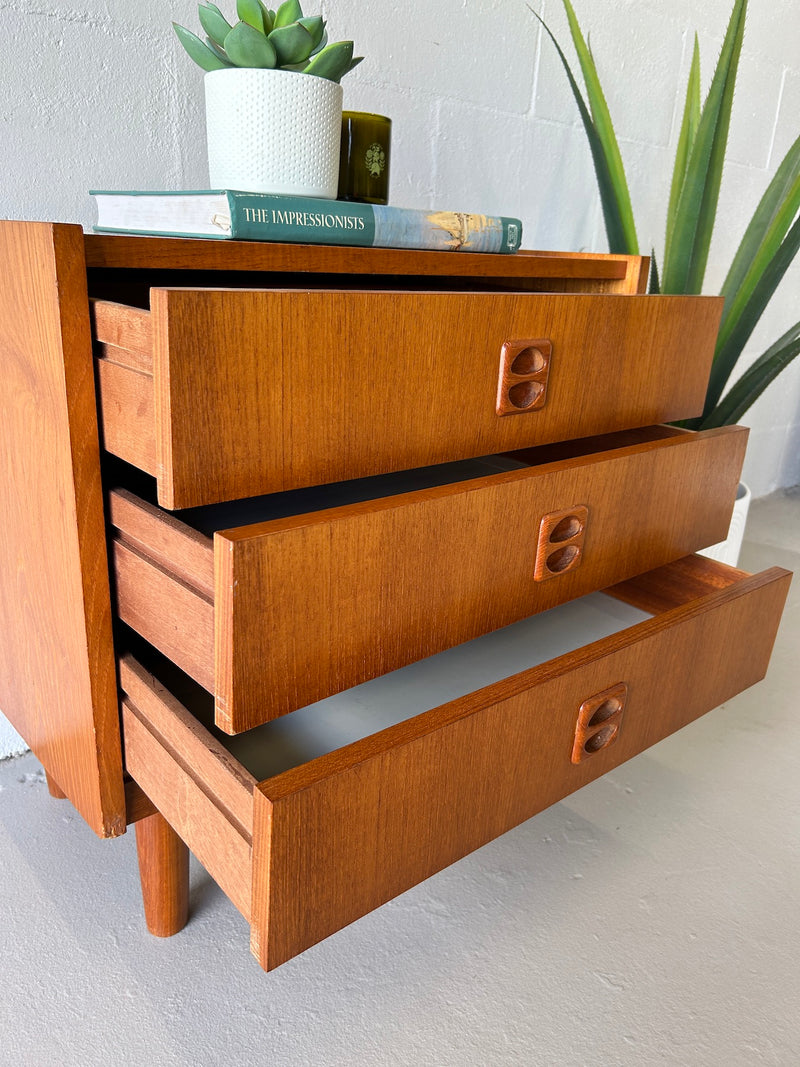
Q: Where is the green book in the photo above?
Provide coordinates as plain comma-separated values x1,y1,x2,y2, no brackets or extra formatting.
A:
90,189,523,255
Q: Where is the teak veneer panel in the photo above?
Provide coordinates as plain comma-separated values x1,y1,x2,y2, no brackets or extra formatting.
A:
110,425,748,732
95,358,157,476
0,221,125,837
123,699,253,919
119,655,256,834
84,235,645,289
90,298,152,362
97,288,723,508
113,540,215,692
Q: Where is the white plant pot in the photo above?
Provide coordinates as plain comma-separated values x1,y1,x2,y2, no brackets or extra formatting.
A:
699,482,752,567
204,68,343,199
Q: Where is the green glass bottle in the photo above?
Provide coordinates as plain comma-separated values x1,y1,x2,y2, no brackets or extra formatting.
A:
337,111,392,205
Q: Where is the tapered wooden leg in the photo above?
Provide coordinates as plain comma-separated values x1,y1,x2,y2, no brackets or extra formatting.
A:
45,771,67,799
135,811,190,938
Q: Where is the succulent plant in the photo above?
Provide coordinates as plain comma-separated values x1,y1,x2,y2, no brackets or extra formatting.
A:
173,0,363,83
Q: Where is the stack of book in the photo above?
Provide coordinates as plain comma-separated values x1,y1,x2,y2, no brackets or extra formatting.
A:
90,189,523,255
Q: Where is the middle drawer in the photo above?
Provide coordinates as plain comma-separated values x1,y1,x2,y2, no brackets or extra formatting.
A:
109,424,747,733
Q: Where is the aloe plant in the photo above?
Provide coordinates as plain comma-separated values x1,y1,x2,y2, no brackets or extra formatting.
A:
534,0,800,429
173,0,363,83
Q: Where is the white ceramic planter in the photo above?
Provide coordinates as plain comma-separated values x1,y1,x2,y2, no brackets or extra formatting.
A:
699,482,752,567
204,68,343,198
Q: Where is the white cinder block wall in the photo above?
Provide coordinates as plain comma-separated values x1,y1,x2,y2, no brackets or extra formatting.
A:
0,0,798,757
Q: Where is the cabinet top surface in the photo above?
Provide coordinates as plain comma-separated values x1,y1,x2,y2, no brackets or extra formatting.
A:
83,232,640,282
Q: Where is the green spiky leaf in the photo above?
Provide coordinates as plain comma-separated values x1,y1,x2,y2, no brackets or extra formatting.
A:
297,15,325,49
560,0,639,253
716,132,800,355
274,0,303,28
530,5,637,254
539,0,800,428
660,0,747,294
665,35,701,269
700,318,800,428
704,211,800,416
237,0,267,32
173,22,231,70
648,250,661,295
198,3,232,47
224,20,277,66
268,23,315,64
303,39,354,82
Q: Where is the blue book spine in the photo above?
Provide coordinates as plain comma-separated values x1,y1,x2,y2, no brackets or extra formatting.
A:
227,192,522,254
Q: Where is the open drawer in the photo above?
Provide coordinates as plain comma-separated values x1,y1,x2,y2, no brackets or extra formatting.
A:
92,288,722,508
110,425,748,732
119,555,791,971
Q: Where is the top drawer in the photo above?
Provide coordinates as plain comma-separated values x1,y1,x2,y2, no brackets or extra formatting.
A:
93,289,722,509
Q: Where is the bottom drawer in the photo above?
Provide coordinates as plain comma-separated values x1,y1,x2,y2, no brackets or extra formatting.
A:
120,556,790,971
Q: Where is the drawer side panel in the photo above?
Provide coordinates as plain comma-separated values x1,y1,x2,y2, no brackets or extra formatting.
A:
95,359,156,476
113,540,215,692
123,701,252,919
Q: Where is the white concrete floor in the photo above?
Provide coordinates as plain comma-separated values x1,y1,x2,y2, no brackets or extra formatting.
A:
0,489,797,1067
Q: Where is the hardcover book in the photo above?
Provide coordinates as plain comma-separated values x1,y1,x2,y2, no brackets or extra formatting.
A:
90,189,523,255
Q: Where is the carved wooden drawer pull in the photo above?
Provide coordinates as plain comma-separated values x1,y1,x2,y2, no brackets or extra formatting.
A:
496,338,553,415
571,683,628,764
534,505,589,581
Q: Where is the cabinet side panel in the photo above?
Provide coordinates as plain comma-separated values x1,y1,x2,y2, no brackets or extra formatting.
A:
0,221,125,837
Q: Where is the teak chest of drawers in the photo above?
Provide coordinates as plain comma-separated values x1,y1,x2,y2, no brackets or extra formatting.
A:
0,221,790,972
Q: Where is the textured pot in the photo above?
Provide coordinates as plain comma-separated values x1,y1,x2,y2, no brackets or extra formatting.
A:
204,68,343,198
699,482,752,567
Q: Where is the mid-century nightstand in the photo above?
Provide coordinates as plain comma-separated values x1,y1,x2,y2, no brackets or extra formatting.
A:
0,221,789,970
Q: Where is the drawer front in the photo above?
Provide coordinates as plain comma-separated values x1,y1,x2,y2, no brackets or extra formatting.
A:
119,558,791,971
111,426,748,733
95,289,722,508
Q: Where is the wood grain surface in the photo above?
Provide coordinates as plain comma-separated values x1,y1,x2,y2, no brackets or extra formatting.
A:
0,221,125,836
108,424,748,732
134,810,190,937
123,699,253,920
120,655,255,835
90,298,152,366
249,563,790,969
45,772,67,799
84,235,644,288
100,288,722,508
94,358,156,475
125,779,158,824
112,540,215,691
109,488,214,597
